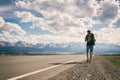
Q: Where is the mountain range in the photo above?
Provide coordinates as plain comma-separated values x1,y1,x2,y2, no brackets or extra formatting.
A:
0,41,120,54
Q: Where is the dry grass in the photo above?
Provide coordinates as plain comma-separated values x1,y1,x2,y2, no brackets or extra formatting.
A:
103,55,120,67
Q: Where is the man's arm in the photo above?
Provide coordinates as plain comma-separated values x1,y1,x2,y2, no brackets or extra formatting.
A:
93,34,96,42
85,35,87,42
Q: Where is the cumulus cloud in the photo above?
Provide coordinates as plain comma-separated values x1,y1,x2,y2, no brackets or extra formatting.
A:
15,11,54,32
94,27,120,45
15,11,87,35
97,1,120,27
15,1,94,25
0,16,26,35
0,33,82,44
99,1,118,21
0,0,120,46
15,0,96,35
0,16,4,27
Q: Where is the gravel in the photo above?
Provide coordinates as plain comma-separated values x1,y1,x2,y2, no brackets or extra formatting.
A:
49,56,120,80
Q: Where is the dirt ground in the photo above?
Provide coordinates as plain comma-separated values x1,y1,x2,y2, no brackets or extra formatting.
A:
48,56,120,80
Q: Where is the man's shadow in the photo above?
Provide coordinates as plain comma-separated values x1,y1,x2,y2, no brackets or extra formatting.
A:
49,61,85,65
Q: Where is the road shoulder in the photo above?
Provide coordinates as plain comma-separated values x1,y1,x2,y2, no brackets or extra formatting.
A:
49,56,120,80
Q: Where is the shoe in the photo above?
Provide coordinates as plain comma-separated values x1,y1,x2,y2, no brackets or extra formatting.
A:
89,60,91,63
87,59,89,63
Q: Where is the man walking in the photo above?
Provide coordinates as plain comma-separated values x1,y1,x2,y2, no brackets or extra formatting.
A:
85,30,95,63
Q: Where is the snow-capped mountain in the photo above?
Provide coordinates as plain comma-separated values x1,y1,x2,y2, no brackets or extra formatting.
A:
0,41,13,47
0,41,120,54
94,43,120,53
14,41,33,47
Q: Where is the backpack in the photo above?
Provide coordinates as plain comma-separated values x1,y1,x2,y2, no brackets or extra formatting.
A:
86,33,95,45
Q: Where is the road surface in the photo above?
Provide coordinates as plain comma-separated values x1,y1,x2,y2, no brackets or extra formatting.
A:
0,54,86,80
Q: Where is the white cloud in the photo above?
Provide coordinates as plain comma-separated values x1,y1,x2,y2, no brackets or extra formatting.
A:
29,35,81,44
15,0,95,24
97,1,120,27
0,33,82,44
15,0,32,9
0,16,4,27
1,0,120,46
0,16,26,35
94,27,120,45
15,11,53,32
15,11,79,33
99,1,118,21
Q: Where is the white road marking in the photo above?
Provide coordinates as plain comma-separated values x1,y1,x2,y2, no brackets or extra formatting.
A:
7,59,81,80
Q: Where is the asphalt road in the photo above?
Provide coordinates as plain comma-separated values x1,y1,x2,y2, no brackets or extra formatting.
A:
0,54,86,80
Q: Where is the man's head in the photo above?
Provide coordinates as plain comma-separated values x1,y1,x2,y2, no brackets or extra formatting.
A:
87,30,91,34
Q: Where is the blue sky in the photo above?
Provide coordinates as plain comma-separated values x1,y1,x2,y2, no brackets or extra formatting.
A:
0,0,120,45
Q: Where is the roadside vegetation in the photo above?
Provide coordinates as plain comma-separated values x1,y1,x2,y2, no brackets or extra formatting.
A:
103,54,120,67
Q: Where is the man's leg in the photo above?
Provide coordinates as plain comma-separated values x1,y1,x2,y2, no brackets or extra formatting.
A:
89,46,93,63
86,45,89,63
